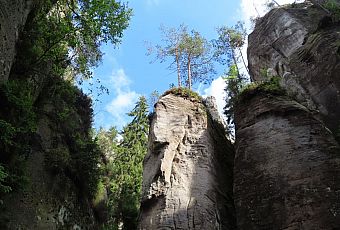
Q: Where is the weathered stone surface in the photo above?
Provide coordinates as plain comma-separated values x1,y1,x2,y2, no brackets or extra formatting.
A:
1,99,96,229
248,2,340,133
138,94,236,229
0,0,33,82
234,93,340,229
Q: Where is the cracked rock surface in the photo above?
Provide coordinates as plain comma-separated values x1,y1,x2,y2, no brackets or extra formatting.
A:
138,94,236,230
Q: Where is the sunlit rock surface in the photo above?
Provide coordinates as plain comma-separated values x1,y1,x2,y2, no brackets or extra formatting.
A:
248,1,340,133
138,94,236,230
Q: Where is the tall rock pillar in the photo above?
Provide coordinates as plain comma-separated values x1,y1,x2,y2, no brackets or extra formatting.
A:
138,93,236,229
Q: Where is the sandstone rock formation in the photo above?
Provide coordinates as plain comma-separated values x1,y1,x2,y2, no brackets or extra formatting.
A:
234,92,340,229
248,1,340,132
0,0,33,82
138,94,236,229
0,2,98,228
0,86,98,229
233,1,340,229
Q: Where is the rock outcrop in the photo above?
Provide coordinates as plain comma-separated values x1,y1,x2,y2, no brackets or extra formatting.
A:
0,0,33,82
233,1,340,229
248,1,340,133
0,2,99,228
138,94,236,229
0,82,98,229
234,92,340,229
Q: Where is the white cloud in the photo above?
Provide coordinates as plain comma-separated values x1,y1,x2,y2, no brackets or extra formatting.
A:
201,77,227,116
240,0,303,27
105,69,140,129
146,0,160,6
110,69,131,92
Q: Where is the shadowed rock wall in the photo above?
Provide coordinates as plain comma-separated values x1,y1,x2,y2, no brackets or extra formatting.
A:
248,1,340,133
234,93,340,229
234,1,340,228
0,0,33,82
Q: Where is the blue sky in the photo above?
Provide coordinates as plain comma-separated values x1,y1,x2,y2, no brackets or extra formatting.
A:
84,0,298,130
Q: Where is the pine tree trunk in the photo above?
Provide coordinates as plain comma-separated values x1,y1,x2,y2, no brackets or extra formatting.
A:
176,48,181,87
187,56,192,90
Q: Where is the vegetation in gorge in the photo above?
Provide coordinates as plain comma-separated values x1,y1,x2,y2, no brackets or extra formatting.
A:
216,22,249,130
237,76,286,102
0,0,132,205
0,80,37,195
15,0,132,80
324,0,340,20
96,97,149,229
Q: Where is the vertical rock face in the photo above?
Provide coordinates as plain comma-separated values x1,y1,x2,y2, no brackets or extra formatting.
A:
248,2,340,132
0,0,33,82
235,2,340,228
234,93,340,229
1,87,97,229
138,94,236,229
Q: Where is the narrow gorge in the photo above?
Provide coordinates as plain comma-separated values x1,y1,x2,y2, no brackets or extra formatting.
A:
138,1,340,229
1,0,340,229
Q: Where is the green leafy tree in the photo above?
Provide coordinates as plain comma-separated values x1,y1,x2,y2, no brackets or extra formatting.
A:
214,22,249,130
16,0,132,80
146,24,187,87
179,29,215,89
96,126,119,163
214,21,249,79
223,64,247,129
107,96,149,229
147,25,214,90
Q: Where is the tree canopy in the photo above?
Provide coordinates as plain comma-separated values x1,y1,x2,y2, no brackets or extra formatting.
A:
97,97,149,229
147,24,214,90
19,0,132,80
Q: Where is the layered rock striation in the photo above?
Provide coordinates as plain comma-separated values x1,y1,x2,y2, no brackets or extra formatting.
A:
234,92,340,229
248,1,340,133
233,1,340,229
138,94,236,229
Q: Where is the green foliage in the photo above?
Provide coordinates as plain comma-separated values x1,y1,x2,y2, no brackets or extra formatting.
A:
238,76,286,102
0,80,37,195
97,97,149,229
0,165,11,194
223,64,247,127
324,0,340,20
224,66,284,131
68,134,101,199
44,147,71,174
147,24,214,89
15,0,131,80
163,87,202,101
180,29,215,89
39,76,101,199
93,181,107,207
214,21,248,72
